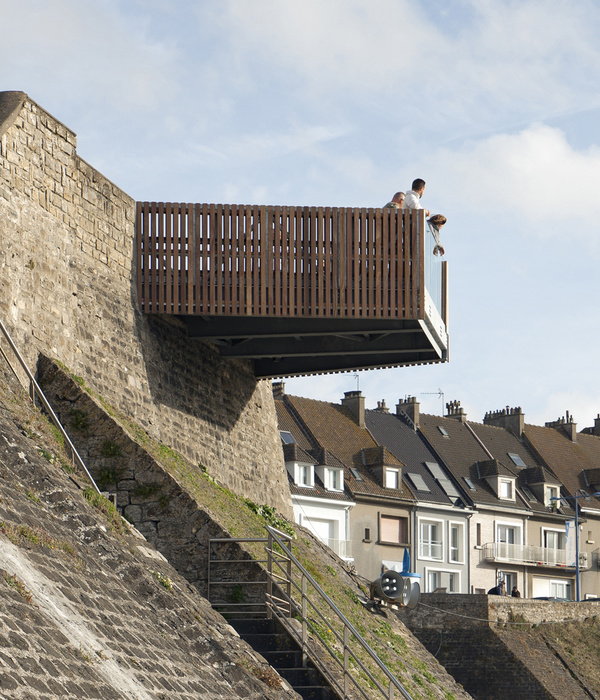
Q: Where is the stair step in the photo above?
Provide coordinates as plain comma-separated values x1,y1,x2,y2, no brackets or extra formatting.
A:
294,686,332,700
259,649,303,668
238,632,296,652
230,618,278,636
277,667,321,686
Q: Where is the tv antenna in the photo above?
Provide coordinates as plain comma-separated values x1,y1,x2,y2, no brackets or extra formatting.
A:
353,373,360,391
420,389,444,415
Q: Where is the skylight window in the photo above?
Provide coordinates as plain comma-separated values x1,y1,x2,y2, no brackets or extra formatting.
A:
280,431,296,444
425,462,460,498
508,452,526,468
463,477,476,491
521,486,536,501
350,467,363,481
437,426,450,437
407,473,430,492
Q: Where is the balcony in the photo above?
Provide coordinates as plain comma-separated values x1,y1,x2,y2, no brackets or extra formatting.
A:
482,542,589,569
136,203,449,377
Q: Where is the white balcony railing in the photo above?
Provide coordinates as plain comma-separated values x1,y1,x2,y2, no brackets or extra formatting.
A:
482,542,589,569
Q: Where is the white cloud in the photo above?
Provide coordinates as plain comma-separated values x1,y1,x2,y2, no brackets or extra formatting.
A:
2,0,179,112
432,123,600,235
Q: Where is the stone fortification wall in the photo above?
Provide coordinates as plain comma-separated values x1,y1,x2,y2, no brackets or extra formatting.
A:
398,594,600,700
37,355,267,598
0,91,291,518
0,362,295,700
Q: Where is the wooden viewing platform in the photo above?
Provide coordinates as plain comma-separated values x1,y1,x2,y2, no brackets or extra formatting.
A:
136,202,448,377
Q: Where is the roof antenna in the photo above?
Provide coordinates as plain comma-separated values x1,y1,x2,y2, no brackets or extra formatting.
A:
420,388,444,415
354,372,360,392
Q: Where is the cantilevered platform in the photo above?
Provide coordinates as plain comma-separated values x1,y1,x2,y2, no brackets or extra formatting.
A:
136,203,448,377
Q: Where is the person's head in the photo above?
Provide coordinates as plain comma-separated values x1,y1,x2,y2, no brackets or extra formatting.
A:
412,178,426,196
512,586,518,592
428,214,446,229
392,191,405,205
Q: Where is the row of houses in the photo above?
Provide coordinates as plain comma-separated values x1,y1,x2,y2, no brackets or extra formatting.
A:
274,383,600,600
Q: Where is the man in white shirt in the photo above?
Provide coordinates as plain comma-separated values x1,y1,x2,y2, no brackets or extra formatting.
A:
403,178,430,217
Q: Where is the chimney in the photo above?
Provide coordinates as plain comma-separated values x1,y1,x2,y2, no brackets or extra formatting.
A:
446,400,467,423
483,406,524,437
342,390,365,428
595,415,600,437
374,399,390,413
396,396,420,429
271,381,285,399
545,411,577,442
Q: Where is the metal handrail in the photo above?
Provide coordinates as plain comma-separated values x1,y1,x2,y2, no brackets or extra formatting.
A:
0,319,100,493
265,525,413,700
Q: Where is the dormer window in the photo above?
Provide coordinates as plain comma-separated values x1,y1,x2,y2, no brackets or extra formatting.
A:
499,478,514,500
545,485,560,508
324,467,343,492
291,462,314,487
385,468,400,489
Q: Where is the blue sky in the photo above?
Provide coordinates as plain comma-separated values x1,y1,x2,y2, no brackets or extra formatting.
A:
4,0,600,427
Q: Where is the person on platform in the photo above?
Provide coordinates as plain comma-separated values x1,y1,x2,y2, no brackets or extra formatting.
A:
403,178,430,217
383,192,405,209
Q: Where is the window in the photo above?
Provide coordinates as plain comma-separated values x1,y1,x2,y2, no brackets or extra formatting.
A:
364,528,371,542
428,571,440,592
550,580,572,600
449,523,464,563
437,426,449,437
545,486,560,507
508,453,526,467
503,572,517,594
476,522,482,546
521,486,536,502
407,473,430,492
280,431,296,444
496,523,522,558
463,476,476,491
296,463,314,488
420,519,443,560
448,573,458,593
350,467,363,481
543,529,566,564
499,479,514,500
325,467,343,491
379,515,408,545
385,468,400,489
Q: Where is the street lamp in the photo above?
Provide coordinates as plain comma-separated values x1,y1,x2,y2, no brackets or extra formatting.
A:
550,489,600,602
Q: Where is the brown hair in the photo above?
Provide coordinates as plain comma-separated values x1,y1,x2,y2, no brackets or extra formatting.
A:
428,214,446,227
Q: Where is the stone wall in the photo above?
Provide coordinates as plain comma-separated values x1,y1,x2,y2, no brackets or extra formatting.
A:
0,361,295,700
0,91,291,519
397,593,600,699
37,355,267,598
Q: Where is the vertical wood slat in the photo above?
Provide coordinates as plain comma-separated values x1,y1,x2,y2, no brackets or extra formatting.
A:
273,206,281,316
403,208,411,317
259,205,268,315
193,204,201,315
165,203,172,314
149,202,157,313
185,203,193,314
323,207,331,317
136,202,144,312
346,208,353,317
244,206,251,315
417,209,425,319
215,204,223,314
367,208,376,316
158,203,165,313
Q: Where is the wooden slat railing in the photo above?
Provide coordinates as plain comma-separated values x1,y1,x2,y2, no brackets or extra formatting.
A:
136,203,427,320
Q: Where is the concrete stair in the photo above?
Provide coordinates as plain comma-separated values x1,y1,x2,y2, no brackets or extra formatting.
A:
230,618,333,700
